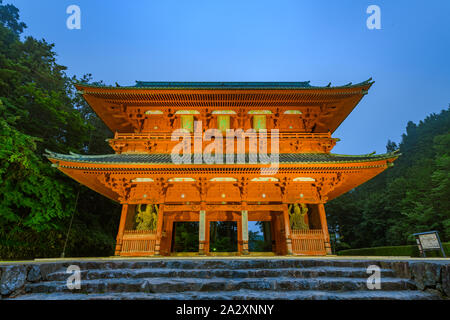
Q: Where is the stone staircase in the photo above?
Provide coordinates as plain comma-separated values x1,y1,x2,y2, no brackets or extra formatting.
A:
6,258,444,300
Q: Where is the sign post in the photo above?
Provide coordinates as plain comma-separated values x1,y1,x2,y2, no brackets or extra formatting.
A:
413,231,446,258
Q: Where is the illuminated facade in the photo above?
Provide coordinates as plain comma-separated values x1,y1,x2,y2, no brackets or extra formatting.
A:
46,80,398,256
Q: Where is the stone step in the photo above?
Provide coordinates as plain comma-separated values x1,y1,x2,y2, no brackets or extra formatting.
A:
4,258,447,300
37,259,397,280
25,276,416,294
11,289,441,300
45,266,395,281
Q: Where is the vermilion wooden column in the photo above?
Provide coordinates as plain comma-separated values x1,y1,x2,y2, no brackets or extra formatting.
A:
114,204,129,256
237,217,243,254
318,203,332,255
282,205,293,255
241,210,249,255
154,204,165,255
204,212,211,254
199,209,206,255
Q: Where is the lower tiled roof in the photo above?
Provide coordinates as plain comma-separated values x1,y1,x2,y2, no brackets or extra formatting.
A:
45,150,399,165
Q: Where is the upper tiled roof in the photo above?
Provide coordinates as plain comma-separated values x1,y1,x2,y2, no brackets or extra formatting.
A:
45,150,399,165
77,79,374,90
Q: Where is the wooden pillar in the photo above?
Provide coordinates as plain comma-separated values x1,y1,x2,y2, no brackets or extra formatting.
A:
204,212,211,254
241,210,249,255
199,209,206,255
318,203,332,255
272,213,283,254
115,204,129,256
282,205,293,255
237,216,242,254
154,204,165,255
270,213,276,252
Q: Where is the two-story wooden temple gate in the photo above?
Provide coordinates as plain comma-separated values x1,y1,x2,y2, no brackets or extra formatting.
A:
46,80,399,257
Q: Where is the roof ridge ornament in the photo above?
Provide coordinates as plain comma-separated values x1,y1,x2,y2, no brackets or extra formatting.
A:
69,151,81,157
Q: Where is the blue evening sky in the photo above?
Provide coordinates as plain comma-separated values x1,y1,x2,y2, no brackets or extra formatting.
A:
9,0,450,155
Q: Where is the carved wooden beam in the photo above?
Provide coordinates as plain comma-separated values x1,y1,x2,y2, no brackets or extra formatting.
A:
98,173,135,203
276,177,291,203
235,177,249,201
195,177,209,202
155,177,169,203
313,173,345,202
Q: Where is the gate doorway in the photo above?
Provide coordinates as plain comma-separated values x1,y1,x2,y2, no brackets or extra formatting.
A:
248,221,273,253
209,221,238,254
171,222,199,253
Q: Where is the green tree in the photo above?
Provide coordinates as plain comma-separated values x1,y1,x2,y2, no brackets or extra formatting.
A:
327,107,450,250
0,2,119,259
0,0,26,35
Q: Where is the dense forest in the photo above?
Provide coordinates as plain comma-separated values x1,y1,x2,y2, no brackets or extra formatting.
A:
0,2,448,259
326,108,450,251
0,1,120,259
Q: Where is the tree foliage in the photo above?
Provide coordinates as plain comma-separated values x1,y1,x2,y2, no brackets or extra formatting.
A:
326,107,450,250
0,1,119,260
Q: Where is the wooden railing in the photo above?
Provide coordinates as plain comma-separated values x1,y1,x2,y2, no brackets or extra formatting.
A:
121,230,157,256
113,132,332,140
291,229,326,255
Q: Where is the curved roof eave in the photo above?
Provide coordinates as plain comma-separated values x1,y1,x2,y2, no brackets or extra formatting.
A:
44,149,399,166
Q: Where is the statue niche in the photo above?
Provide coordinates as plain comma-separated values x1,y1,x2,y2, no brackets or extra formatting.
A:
288,203,309,230
135,204,159,231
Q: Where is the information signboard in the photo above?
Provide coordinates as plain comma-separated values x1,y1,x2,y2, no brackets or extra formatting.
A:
413,231,446,257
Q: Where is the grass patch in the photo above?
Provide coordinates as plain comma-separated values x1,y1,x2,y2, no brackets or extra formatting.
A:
337,242,450,257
